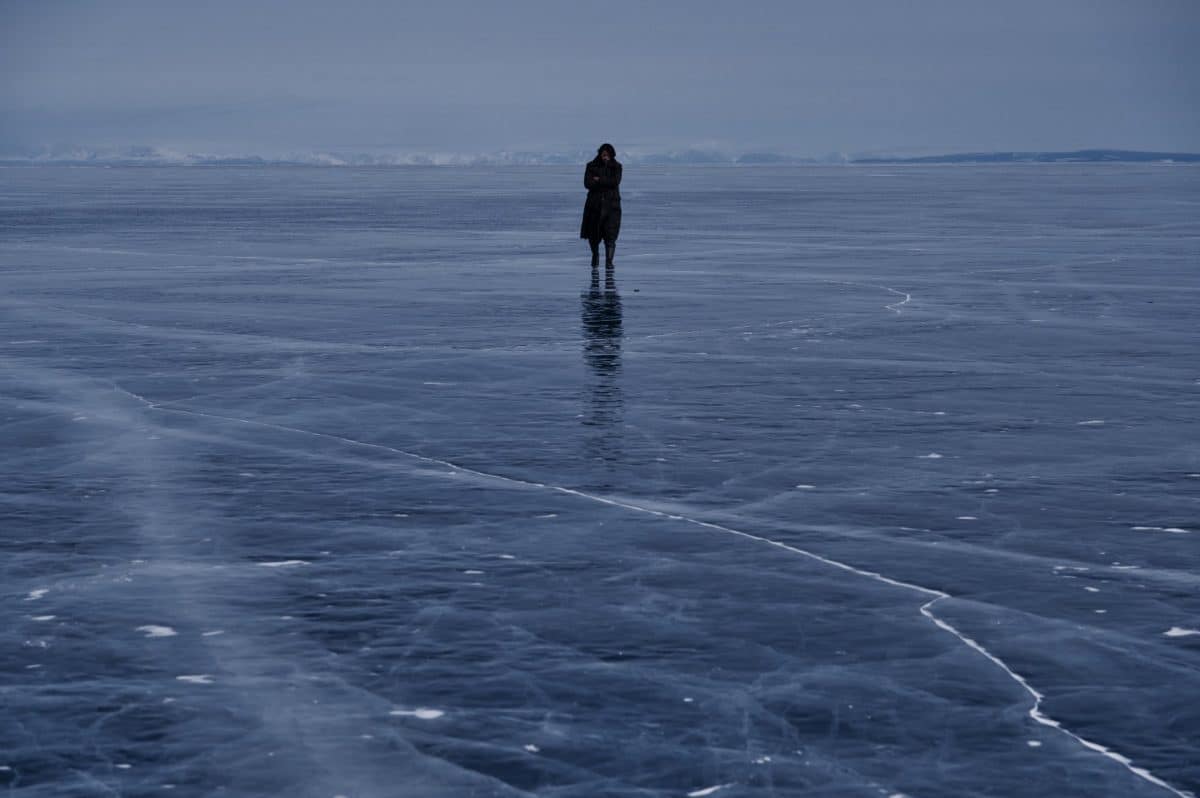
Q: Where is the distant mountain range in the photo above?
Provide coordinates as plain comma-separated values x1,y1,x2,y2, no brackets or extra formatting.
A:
849,149,1200,164
2,147,1197,167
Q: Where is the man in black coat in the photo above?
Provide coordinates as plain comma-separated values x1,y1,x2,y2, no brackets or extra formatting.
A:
580,143,622,269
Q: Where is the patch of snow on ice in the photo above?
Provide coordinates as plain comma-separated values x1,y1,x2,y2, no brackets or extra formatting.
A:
1164,627,1199,638
137,625,177,638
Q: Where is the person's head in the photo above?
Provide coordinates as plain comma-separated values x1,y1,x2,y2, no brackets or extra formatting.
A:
597,143,616,162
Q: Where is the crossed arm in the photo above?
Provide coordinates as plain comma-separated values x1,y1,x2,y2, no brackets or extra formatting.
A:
584,163,622,191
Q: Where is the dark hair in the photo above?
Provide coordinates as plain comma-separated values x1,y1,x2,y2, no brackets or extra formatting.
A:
597,143,616,159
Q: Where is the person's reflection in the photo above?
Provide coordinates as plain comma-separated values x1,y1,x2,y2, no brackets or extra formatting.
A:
580,270,624,468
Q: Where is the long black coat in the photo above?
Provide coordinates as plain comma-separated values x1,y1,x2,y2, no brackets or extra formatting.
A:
580,158,622,242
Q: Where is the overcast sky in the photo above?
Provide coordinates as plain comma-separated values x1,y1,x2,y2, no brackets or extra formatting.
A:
3,0,1198,157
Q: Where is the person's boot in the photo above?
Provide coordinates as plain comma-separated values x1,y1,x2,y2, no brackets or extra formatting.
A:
604,241,615,268
589,241,600,268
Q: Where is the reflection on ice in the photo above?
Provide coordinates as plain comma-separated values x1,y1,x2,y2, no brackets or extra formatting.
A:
580,270,624,472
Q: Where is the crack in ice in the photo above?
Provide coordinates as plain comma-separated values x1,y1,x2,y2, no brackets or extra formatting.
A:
110,384,1188,798
822,280,912,314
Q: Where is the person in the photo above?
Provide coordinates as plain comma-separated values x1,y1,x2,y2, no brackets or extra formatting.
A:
580,143,622,269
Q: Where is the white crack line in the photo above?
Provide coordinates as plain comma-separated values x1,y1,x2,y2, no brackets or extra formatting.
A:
113,383,1188,798
822,280,912,314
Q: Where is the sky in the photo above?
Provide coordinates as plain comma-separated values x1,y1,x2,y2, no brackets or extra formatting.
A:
3,0,1199,159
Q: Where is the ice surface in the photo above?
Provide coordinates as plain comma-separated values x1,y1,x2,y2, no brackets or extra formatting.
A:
2,164,1198,797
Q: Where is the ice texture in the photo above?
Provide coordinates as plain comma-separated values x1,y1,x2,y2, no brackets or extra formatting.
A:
1,164,1198,797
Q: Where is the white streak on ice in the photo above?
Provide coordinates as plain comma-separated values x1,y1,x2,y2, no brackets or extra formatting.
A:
822,280,912,314
111,385,1191,798
688,785,733,797
389,708,444,720
257,560,310,567
883,288,912,314
176,675,213,684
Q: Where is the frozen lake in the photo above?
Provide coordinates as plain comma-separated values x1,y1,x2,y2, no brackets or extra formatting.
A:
2,164,1198,797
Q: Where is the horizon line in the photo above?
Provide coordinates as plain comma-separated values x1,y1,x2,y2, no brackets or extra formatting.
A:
3,146,1200,167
